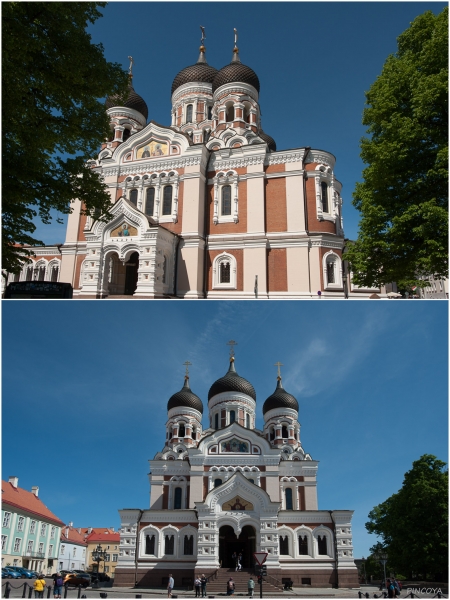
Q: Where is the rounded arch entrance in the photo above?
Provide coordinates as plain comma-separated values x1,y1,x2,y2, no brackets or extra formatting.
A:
103,250,139,296
218,525,256,569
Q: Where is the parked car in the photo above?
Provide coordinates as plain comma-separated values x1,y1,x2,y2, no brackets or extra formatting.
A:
88,572,110,582
63,573,91,588
2,568,22,579
5,566,35,578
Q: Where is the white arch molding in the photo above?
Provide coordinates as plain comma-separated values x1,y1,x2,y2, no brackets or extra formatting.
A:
212,252,237,289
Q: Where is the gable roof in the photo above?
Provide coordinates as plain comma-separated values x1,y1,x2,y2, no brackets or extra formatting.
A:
85,532,120,543
60,526,88,546
2,480,64,526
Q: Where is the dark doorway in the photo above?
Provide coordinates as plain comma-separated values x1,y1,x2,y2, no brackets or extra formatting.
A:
219,525,256,569
124,252,139,295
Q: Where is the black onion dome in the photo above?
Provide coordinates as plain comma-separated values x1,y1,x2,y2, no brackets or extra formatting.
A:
259,131,276,152
212,52,260,93
105,82,148,120
208,358,256,401
263,379,299,414
171,48,218,95
168,377,203,414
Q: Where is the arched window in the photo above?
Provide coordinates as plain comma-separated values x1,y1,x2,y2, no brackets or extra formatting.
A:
299,535,308,555
226,103,234,122
270,428,275,441
174,487,182,510
207,106,213,120
178,423,185,438
129,189,138,207
229,410,236,424
146,187,155,216
51,265,59,282
183,535,193,555
318,535,327,555
220,261,230,284
123,128,131,142
26,266,33,281
246,414,250,428
186,104,193,123
221,185,232,216
145,535,155,554
214,414,219,430
164,535,174,554
162,186,172,216
282,425,288,438
285,488,293,510
38,266,45,281
214,478,222,488
321,182,329,213
327,261,335,284
280,536,289,555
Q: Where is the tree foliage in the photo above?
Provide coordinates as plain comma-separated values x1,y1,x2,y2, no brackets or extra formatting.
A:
2,2,129,272
345,8,448,289
366,455,448,579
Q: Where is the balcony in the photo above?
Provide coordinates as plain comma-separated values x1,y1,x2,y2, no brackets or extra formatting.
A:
23,551,45,559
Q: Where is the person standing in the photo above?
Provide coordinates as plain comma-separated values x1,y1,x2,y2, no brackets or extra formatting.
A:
227,577,235,596
167,574,174,598
33,574,46,599
237,552,243,571
232,551,237,571
200,574,207,597
247,577,255,597
52,572,63,599
194,575,201,597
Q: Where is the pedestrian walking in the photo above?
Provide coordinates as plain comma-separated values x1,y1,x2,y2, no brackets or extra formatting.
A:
227,577,235,596
387,579,396,599
194,575,201,597
248,577,255,597
52,572,64,599
200,574,207,597
232,551,237,571
34,574,46,599
237,552,243,571
167,573,174,598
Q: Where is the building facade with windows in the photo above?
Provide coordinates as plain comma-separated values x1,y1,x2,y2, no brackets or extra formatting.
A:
1,477,64,574
57,524,88,572
4,35,384,299
114,353,359,589
84,531,120,577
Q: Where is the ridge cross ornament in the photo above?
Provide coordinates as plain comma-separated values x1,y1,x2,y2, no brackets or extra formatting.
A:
183,361,192,376
274,362,283,378
226,340,237,358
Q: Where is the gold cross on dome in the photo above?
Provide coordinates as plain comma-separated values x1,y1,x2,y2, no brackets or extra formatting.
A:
226,340,238,358
234,28,238,47
183,361,192,376
274,362,283,378
128,56,135,76
200,26,206,44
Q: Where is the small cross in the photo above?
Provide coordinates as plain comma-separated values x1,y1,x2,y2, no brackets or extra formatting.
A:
128,56,135,77
200,26,206,45
183,361,192,376
274,362,283,378
226,340,238,358
234,28,238,47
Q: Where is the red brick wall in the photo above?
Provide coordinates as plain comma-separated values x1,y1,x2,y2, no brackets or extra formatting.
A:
267,248,287,291
305,165,336,234
266,178,287,232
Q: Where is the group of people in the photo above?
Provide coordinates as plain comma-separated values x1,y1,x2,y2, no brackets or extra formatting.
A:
226,577,255,597
231,551,243,571
194,574,208,597
385,578,402,598
32,572,64,599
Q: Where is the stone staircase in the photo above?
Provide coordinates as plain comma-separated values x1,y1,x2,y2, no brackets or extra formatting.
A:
204,568,285,597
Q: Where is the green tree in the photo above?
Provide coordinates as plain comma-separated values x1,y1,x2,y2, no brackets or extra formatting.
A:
345,8,448,289
366,455,448,580
2,2,129,273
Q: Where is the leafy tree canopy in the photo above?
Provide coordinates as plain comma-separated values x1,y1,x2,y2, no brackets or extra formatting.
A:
345,8,448,289
2,2,129,273
366,455,448,579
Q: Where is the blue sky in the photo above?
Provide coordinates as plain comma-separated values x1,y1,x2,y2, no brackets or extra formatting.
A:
2,301,448,558
35,1,446,246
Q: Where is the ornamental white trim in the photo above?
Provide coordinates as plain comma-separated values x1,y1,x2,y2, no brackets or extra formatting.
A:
323,250,343,290
212,252,237,289
213,171,239,224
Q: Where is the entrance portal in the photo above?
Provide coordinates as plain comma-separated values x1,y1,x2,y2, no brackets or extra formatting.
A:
106,252,139,296
219,525,256,569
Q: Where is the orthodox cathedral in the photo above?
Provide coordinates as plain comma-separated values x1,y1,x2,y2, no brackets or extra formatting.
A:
5,30,382,298
114,349,359,589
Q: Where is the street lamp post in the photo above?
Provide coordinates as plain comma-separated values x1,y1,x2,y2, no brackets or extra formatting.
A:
374,551,388,589
92,544,107,577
